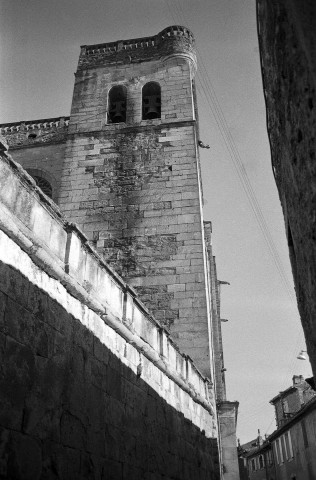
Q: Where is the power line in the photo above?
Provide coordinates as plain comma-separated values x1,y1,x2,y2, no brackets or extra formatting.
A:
164,0,307,438
169,0,295,303
168,0,304,377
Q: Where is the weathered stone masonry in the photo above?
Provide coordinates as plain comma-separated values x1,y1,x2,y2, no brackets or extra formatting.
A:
204,222,239,480
0,142,219,479
0,26,213,380
0,26,240,478
58,26,213,378
0,117,69,203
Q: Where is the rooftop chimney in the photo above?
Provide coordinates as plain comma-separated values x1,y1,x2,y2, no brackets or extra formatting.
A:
293,375,304,385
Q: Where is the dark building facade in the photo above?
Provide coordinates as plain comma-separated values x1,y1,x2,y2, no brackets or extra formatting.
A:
239,376,316,480
269,377,316,480
257,0,316,379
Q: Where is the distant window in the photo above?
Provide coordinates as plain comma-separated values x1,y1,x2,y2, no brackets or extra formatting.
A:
301,420,309,448
275,438,284,464
108,85,127,123
251,458,256,472
281,432,293,460
283,399,289,414
259,454,264,469
142,82,161,120
33,175,53,198
266,449,273,465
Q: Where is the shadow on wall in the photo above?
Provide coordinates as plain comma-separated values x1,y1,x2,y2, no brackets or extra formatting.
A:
0,261,220,480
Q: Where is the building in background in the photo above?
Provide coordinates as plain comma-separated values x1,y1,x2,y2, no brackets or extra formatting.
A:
238,432,275,480
0,26,239,479
238,437,262,480
239,376,316,480
257,0,316,379
244,440,275,480
269,376,316,480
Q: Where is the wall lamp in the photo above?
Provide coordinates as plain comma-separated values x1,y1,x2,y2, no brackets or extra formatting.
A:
297,350,307,360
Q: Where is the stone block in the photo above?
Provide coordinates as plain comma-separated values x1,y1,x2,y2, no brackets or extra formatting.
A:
103,459,123,480
93,334,110,364
66,229,85,277
27,282,48,320
1,335,35,429
60,410,87,451
4,431,42,480
106,366,122,401
0,264,29,309
48,220,67,261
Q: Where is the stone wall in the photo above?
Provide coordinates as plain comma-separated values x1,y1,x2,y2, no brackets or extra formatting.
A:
217,403,240,480
257,0,316,378
0,117,69,202
58,30,213,379
204,221,226,403
0,143,219,479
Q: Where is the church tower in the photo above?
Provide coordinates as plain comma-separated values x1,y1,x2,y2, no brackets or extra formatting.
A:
58,26,214,378
0,26,242,477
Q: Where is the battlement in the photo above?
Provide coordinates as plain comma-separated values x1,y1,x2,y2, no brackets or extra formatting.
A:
0,116,69,148
78,25,196,70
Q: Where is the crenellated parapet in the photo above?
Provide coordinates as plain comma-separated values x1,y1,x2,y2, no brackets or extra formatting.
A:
78,25,197,71
0,116,69,149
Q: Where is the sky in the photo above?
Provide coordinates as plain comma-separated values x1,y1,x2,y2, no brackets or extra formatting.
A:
0,0,312,443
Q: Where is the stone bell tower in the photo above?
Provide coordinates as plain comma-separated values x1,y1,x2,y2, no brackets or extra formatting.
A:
58,26,214,378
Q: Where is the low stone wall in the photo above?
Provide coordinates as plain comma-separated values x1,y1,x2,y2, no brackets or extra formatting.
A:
0,144,219,479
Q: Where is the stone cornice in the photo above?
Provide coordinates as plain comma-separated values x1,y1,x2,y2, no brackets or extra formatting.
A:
0,116,69,149
78,25,197,72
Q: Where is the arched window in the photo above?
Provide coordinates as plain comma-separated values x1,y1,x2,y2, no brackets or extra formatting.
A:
108,85,127,123
142,82,161,120
33,176,53,198
26,168,55,200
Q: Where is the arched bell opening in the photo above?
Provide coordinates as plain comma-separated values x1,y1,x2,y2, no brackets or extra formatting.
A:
108,85,127,123
142,82,161,120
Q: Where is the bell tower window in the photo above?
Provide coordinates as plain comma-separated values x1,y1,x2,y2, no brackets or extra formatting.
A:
108,85,127,123
142,82,161,120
